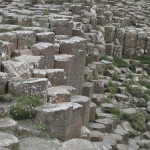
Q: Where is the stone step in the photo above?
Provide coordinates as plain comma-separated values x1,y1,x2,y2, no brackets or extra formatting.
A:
90,130,104,142
80,126,91,141
33,69,66,86
47,86,71,103
95,118,115,133
60,138,101,150
20,137,61,150
114,125,129,144
0,118,17,134
36,32,55,43
116,144,128,150
89,123,106,133
8,78,48,103
94,141,112,150
0,132,19,150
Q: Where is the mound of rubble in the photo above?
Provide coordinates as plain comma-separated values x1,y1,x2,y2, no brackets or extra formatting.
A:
0,0,150,150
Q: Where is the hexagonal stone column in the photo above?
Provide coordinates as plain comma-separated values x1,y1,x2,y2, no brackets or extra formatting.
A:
71,95,91,127
36,102,73,141
0,72,7,95
14,31,36,49
8,78,48,103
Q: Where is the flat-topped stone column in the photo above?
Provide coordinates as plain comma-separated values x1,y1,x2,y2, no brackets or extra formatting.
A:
54,54,74,85
60,36,87,94
36,102,73,141
8,78,48,103
71,95,91,127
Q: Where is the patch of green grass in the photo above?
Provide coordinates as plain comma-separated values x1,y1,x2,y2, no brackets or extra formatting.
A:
123,113,148,131
16,95,42,107
112,72,119,81
128,131,139,138
139,79,150,89
126,73,134,79
145,89,150,95
45,133,54,140
129,86,144,97
110,107,122,123
35,121,54,140
107,81,118,94
113,57,129,68
10,95,42,120
10,104,36,120
43,9,49,15
95,113,99,120
35,121,46,131
144,94,150,102
134,55,150,65
136,99,147,107
106,64,114,70
100,54,109,61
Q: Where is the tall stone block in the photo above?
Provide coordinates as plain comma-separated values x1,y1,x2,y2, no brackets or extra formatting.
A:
71,95,91,127
31,42,57,69
124,29,137,56
60,36,87,94
54,54,74,85
14,31,36,49
36,103,73,141
136,32,147,56
0,72,8,95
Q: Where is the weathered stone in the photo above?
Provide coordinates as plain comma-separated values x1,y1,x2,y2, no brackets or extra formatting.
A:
14,31,36,49
31,42,57,69
0,118,17,134
0,41,14,57
105,26,115,43
71,95,91,127
14,54,49,70
8,78,48,103
82,82,93,98
20,137,61,150
60,36,87,94
89,123,106,133
2,60,31,79
0,32,17,49
106,43,114,56
94,141,112,150
46,69,66,86
0,72,7,95
47,86,71,103
0,132,19,150
60,138,101,150
80,126,91,141
50,19,73,36
90,130,103,142
124,29,137,56
36,32,55,43
70,102,82,139
36,102,73,141
89,102,96,122
54,54,74,85
95,118,115,133
136,32,147,56
92,80,104,94
114,125,129,144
